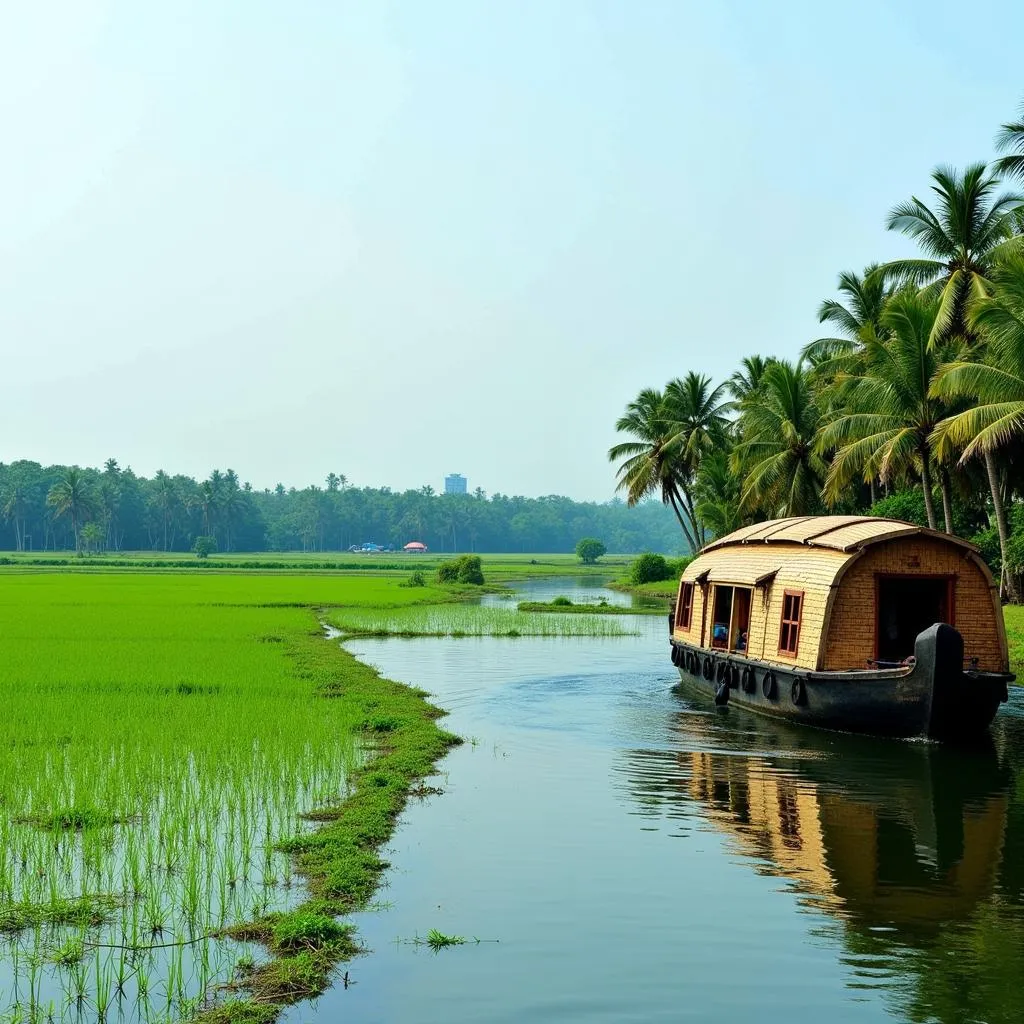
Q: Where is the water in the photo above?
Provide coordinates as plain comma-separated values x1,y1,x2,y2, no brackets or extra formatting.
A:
288,579,1024,1024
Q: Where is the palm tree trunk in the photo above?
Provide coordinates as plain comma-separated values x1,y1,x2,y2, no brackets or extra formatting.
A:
938,467,954,535
869,477,877,506
919,454,938,531
984,448,1015,602
667,490,697,553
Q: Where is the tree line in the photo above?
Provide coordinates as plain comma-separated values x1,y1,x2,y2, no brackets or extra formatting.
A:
610,100,1024,598
0,460,682,556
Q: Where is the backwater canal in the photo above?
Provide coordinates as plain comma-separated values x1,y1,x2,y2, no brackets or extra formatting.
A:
293,578,1024,1024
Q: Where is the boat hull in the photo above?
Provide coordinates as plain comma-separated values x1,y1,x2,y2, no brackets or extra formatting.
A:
670,622,1011,741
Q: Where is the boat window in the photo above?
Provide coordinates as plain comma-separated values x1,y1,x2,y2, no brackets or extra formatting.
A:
710,585,752,651
779,591,803,656
876,576,952,663
711,586,732,649
677,582,694,630
730,588,752,652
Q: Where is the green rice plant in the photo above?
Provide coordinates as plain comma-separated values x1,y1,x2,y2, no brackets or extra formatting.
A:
325,604,634,638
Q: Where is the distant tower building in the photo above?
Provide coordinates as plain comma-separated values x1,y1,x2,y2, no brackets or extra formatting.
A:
444,473,467,495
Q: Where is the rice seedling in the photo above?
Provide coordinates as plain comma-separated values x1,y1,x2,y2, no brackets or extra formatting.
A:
325,604,636,638
0,571,459,1021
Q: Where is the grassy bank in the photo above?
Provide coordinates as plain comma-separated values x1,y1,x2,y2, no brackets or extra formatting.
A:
608,578,677,600
0,550,635,581
0,572,461,1022
1003,606,1024,680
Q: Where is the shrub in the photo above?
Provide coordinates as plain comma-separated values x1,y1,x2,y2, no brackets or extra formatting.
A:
629,552,671,585
551,595,573,606
665,556,694,578
400,571,427,588
192,536,218,559
575,538,607,564
456,555,484,585
435,561,459,584
435,555,485,586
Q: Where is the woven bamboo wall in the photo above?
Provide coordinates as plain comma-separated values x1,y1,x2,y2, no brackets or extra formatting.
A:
674,547,849,670
673,532,1007,673
822,537,1006,672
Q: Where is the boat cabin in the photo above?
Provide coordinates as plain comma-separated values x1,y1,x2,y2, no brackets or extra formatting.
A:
672,516,1008,674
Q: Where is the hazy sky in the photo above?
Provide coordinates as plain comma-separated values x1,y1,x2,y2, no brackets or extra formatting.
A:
3,1,1023,500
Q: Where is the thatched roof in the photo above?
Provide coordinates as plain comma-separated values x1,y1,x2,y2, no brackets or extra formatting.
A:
701,516,978,556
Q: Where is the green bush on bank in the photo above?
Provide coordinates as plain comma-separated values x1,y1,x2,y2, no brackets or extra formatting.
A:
435,555,484,586
628,553,693,586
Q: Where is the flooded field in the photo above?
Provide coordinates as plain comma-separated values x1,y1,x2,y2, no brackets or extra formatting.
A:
307,579,1024,1024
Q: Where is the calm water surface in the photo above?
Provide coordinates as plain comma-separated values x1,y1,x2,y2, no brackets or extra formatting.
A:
289,579,1024,1024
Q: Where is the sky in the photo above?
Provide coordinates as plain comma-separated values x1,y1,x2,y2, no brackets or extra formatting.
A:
2,1,1024,501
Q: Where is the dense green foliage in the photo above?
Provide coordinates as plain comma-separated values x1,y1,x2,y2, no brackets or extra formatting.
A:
610,98,1024,598
435,554,484,585
575,537,607,564
0,461,681,555
630,552,672,585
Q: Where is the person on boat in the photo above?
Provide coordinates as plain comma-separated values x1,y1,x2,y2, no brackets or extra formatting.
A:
737,630,748,652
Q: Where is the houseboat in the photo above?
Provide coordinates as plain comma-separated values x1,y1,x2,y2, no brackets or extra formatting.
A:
669,516,1014,740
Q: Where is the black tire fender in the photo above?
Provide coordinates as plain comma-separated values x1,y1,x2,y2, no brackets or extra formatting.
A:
703,656,714,681
762,671,777,701
791,677,807,707
741,667,754,693
729,664,740,689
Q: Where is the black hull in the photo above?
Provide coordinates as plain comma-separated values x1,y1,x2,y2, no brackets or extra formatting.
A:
670,623,1011,741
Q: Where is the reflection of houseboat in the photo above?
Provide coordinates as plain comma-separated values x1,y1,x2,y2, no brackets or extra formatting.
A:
668,724,1011,935
669,516,1013,740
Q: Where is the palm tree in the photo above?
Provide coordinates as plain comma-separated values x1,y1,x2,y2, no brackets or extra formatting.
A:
731,360,826,518
153,471,177,551
1,481,28,551
220,469,245,551
802,265,890,369
46,468,95,552
193,481,216,536
727,355,775,407
609,387,698,551
931,250,1024,595
693,448,742,539
818,290,954,532
663,372,731,546
875,164,1024,346
995,100,1024,182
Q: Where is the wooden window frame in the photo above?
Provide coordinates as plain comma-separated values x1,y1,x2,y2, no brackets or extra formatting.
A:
778,590,804,657
677,582,694,631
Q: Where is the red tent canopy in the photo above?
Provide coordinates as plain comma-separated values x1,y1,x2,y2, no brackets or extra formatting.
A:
403,541,428,551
